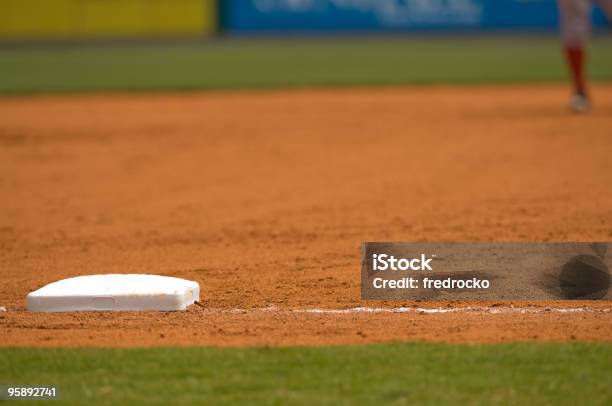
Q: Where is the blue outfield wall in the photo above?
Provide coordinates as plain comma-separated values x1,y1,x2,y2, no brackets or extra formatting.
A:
220,0,610,34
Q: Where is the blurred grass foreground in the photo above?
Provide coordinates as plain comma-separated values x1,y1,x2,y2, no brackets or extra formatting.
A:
2,343,612,404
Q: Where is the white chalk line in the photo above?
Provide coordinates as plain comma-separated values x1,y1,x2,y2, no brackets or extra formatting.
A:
218,305,612,315
2,305,609,315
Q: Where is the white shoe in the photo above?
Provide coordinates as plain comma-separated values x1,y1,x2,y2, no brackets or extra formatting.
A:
570,93,590,113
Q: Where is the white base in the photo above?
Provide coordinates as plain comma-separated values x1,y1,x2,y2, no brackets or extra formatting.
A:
27,274,200,312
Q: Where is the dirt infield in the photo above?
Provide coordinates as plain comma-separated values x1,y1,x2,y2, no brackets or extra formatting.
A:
1,84,611,347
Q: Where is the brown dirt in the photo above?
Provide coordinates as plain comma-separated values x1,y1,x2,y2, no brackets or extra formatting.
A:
1,84,611,347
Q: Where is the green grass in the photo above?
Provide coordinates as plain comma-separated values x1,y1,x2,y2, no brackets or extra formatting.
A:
0,36,611,94
2,343,611,405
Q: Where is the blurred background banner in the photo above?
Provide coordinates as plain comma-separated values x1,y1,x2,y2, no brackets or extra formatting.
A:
0,0,217,40
0,0,609,41
221,0,609,34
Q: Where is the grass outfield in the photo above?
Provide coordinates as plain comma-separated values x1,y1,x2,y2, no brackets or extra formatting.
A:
0,36,611,94
2,343,611,405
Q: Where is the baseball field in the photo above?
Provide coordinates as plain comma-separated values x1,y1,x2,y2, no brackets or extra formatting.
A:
1,36,612,404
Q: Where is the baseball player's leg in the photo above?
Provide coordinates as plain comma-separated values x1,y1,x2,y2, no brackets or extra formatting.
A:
557,0,592,111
